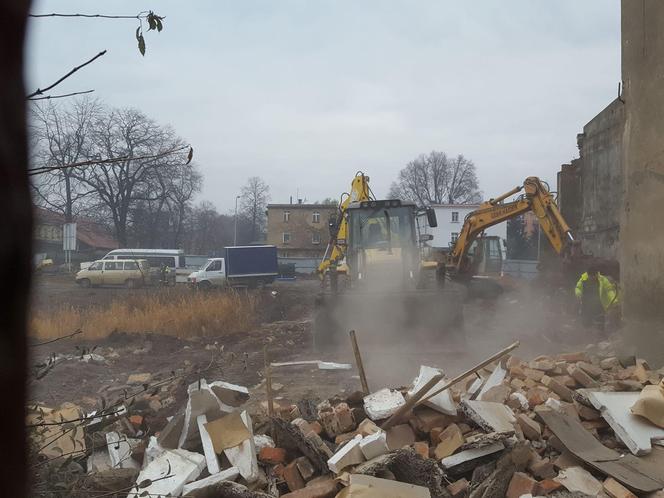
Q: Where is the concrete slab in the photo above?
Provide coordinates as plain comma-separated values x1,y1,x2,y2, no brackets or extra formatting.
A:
327,434,365,473
586,391,664,455
359,431,389,460
440,442,505,470
460,400,516,434
197,414,221,474
223,410,260,483
178,379,235,450
127,448,205,498
554,466,603,496
477,362,508,401
408,365,457,416
181,466,240,495
363,388,406,421
106,431,139,470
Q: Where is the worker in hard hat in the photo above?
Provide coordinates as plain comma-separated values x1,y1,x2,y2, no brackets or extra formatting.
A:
575,265,619,333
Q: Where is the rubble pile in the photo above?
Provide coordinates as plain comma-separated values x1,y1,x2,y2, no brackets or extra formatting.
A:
28,345,664,497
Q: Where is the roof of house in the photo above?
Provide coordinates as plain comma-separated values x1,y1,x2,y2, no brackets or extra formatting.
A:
34,207,119,250
267,203,337,209
430,203,482,208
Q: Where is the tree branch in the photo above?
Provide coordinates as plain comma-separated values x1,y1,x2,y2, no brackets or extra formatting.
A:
27,144,191,176
30,13,146,19
26,50,106,99
28,89,94,101
29,329,82,347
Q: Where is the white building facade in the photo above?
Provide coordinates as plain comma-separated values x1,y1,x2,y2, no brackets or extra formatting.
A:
427,204,507,249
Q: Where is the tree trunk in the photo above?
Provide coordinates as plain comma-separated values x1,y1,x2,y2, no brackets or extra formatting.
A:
0,2,32,496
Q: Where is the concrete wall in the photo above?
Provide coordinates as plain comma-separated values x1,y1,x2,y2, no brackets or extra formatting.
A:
558,100,624,261
620,0,664,360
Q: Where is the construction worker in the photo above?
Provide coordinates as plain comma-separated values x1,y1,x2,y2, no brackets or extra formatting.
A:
160,263,171,286
574,265,619,333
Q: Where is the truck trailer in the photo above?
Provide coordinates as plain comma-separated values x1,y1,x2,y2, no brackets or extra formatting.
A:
187,245,278,289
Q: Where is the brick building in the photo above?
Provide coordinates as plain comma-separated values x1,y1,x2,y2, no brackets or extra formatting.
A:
266,203,337,272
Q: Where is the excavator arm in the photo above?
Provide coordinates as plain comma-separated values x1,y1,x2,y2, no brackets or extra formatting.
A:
318,172,372,276
448,176,573,274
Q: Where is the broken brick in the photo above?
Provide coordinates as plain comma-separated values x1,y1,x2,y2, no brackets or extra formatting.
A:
603,477,638,498
526,387,549,406
259,446,287,465
540,375,573,402
506,471,537,498
434,423,465,459
577,361,602,379
412,441,429,459
529,358,556,372
535,479,563,495
528,457,556,479
558,351,589,363
446,478,469,497
283,461,306,491
517,414,541,441
523,368,544,382
295,456,315,481
281,478,339,498
567,364,599,388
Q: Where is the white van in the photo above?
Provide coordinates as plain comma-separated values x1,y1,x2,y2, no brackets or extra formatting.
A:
101,249,185,284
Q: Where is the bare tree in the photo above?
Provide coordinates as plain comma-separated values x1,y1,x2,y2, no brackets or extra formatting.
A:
30,98,101,221
240,176,270,242
389,151,482,205
72,107,192,245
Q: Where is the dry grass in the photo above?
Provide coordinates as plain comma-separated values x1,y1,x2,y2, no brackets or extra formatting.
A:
30,290,259,340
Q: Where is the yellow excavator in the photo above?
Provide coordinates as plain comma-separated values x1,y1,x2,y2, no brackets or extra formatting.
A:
444,176,576,281
314,172,463,348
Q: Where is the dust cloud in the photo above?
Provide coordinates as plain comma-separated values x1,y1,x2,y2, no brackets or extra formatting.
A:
319,278,606,388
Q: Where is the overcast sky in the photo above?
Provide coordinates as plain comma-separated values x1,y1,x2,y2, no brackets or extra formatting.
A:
26,1,621,212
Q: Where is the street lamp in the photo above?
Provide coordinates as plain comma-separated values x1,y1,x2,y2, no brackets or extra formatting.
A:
234,195,241,246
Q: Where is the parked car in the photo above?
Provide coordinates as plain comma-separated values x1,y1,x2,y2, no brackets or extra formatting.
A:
187,245,278,289
76,259,149,288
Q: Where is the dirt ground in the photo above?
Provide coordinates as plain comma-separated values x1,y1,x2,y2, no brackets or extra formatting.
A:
28,274,606,417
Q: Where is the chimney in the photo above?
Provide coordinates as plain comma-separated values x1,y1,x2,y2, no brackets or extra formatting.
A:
298,198,303,204
290,196,293,204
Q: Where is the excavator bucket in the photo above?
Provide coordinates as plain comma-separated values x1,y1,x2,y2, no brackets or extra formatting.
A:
313,286,466,352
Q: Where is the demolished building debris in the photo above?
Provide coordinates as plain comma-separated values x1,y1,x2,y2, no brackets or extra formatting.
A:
28,342,664,497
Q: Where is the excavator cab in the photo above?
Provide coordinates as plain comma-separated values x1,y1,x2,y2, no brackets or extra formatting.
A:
345,200,421,291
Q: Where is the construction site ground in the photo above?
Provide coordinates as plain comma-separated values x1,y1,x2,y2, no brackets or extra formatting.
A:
29,275,597,416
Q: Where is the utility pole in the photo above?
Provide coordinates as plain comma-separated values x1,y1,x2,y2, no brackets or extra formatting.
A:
234,194,240,246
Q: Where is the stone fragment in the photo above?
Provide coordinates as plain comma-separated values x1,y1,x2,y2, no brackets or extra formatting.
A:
601,357,620,370
356,418,380,437
528,457,555,479
412,441,429,459
526,387,549,406
480,384,511,404
558,351,589,363
409,406,454,433
106,432,139,470
529,358,556,372
523,368,544,382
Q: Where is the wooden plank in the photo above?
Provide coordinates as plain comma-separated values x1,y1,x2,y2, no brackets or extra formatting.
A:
538,409,664,492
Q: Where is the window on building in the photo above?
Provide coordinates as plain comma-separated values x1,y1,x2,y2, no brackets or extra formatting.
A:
312,232,321,244
451,211,459,223
283,210,290,222
283,232,291,244
451,232,459,244
312,211,320,223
